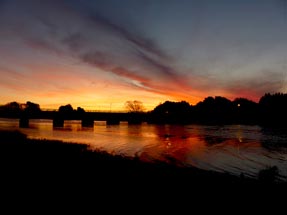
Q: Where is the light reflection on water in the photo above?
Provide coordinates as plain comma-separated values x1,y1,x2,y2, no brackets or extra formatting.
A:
0,118,287,180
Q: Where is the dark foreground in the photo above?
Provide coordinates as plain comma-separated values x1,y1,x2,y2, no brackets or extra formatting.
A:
0,130,286,209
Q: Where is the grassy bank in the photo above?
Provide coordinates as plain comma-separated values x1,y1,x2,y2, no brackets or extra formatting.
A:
0,130,286,200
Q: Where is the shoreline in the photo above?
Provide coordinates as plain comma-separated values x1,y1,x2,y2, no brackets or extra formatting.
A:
1,130,286,198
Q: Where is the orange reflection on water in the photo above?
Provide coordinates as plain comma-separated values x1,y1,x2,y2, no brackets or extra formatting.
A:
1,119,286,179
138,125,208,166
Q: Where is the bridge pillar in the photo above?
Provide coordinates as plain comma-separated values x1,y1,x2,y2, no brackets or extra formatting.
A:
127,114,142,125
106,119,120,125
19,117,29,128
128,119,142,125
53,118,64,127
81,118,94,127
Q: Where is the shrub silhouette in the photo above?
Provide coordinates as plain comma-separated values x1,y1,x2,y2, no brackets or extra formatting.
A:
258,166,279,184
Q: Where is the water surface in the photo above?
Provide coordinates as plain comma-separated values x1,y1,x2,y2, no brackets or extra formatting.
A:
1,118,286,181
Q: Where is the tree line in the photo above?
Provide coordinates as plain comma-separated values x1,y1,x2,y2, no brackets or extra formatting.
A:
148,93,287,126
0,93,287,126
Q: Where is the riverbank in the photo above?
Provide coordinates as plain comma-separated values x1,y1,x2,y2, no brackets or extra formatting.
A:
0,130,286,201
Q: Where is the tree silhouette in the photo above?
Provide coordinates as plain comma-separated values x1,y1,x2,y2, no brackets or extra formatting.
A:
4,101,22,110
232,98,259,124
24,101,41,115
259,93,287,126
194,96,233,124
0,101,22,117
76,107,85,114
58,104,74,114
150,101,192,124
58,104,74,119
125,100,145,113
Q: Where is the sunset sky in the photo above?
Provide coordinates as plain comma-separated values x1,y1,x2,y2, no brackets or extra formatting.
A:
0,0,286,111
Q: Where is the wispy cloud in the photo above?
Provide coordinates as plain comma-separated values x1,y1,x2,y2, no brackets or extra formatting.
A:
0,0,285,108
221,70,285,101
81,51,150,84
88,13,169,60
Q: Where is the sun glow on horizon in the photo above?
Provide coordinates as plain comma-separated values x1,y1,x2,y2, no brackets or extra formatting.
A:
0,0,285,110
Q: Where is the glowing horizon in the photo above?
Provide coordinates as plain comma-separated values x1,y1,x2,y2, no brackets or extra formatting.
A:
0,0,286,111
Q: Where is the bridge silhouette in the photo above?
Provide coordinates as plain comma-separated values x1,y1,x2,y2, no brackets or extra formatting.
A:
18,111,146,128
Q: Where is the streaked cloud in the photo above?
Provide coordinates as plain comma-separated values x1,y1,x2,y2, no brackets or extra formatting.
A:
0,0,286,109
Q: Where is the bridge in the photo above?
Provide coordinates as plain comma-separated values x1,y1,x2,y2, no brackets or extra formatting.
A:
17,111,147,128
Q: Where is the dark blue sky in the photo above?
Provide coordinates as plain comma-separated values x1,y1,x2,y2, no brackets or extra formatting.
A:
0,0,286,110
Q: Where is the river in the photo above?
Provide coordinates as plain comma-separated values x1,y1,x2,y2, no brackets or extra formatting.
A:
1,118,286,181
